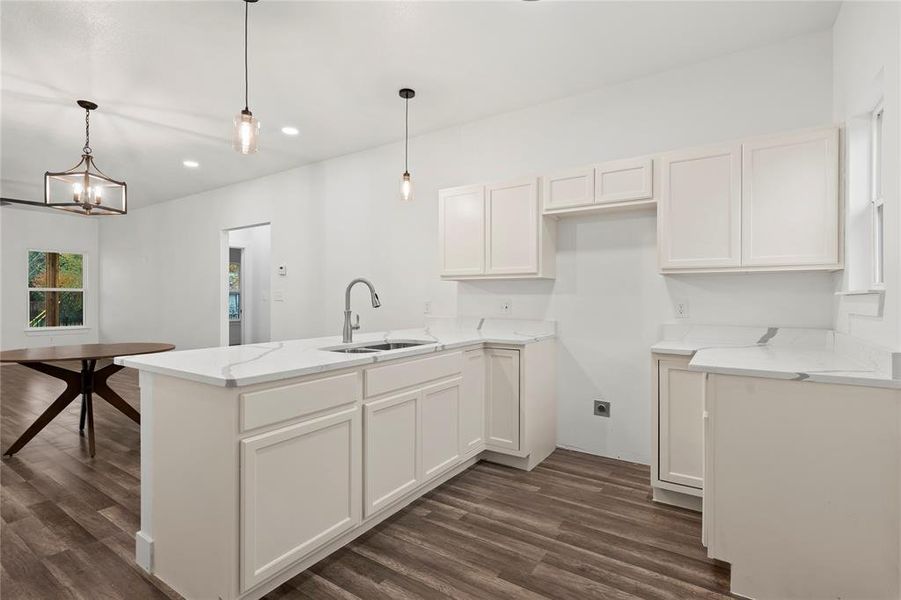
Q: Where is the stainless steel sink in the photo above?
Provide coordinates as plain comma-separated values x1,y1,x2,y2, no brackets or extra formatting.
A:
360,341,429,351
321,339,434,353
327,347,380,354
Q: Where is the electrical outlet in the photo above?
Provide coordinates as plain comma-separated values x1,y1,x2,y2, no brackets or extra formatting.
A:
593,400,611,417
424,301,432,315
675,300,690,319
500,299,512,315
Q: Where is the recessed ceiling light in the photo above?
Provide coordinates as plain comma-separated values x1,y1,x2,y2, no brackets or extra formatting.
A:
182,160,200,168
281,126,299,136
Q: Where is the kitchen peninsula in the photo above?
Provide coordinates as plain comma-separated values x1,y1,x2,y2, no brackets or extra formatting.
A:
116,317,556,600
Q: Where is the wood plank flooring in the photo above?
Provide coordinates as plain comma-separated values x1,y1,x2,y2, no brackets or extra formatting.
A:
1,362,733,599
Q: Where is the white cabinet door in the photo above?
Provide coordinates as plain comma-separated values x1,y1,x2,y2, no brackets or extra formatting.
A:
659,144,742,270
658,358,704,490
595,157,653,205
363,391,419,518
485,179,539,275
420,378,462,480
543,166,595,211
460,349,486,455
741,128,839,267
439,185,485,276
240,407,361,591
485,349,520,451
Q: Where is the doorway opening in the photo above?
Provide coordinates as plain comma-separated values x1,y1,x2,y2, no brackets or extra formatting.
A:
221,223,272,346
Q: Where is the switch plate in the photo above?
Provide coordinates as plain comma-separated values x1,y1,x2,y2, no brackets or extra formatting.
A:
593,400,611,418
278,264,287,276
424,301,432,315
500,299,512,315
675,300,690,319
273,290,285,302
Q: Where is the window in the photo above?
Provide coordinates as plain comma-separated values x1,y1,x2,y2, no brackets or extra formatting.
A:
871,102,885,287
27,251,85,328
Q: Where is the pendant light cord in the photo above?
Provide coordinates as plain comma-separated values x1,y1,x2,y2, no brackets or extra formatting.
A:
83,109,92,155
244,0,249,111
404,97,409,172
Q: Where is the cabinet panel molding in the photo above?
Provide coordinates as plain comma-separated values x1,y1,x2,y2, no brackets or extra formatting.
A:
240,406,361,591
741,127,839,267
485,178,540,275
363,391,419,517
595,157,653,204
438,185,485,276
420,378,462,480
485,349,521,451
658,143,742,270
543,166,595,211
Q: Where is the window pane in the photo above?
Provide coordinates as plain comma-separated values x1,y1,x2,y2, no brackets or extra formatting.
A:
27,251,83,288
29,291,84,327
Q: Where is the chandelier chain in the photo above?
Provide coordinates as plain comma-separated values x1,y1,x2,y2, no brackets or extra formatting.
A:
83,109,92,155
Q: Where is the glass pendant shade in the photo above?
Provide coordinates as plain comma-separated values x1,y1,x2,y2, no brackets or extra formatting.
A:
400,171,414,202
233,109,260,155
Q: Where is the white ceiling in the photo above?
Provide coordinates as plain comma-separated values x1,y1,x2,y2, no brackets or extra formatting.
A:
1,1,840,209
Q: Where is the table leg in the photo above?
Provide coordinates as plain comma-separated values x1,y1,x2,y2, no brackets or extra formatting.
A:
83,360,96,457
3,362,82,456
92,363,140,425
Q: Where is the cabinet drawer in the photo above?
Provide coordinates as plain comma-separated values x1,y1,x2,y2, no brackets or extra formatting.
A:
365,352,463,398
241,371,361,431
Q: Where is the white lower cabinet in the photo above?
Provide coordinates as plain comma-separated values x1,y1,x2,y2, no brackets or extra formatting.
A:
420,378,462,479
651,354,704,509
460,349,486,455
363,390,419,517
485,348,520,451
240,406,361,591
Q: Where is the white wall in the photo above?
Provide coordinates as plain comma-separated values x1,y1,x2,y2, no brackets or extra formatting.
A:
99,31,835,463
832,2,901,351
227,225,271,345
1,206,100,349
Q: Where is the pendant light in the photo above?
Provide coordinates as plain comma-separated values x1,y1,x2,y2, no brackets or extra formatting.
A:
233,0,260,154
399,88,415,202
43,100,127,215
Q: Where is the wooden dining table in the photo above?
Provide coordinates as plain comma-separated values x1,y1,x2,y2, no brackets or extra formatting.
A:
0,342,174,457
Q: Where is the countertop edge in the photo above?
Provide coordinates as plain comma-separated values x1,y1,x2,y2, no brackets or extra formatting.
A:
116,334,554,388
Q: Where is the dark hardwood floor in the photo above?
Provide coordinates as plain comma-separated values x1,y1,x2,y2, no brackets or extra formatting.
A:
1,362,733,599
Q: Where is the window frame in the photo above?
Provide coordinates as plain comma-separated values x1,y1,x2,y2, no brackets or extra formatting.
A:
25,248,89,332
870,101,885,289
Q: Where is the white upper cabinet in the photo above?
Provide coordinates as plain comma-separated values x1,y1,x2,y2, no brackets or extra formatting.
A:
486,179,540,275
741,128,839,268
658,143,742,270
658,127,841,273
438,185,485,277
439,177,554,280
595,157,654,205
542,166,595,211
543,157,654,215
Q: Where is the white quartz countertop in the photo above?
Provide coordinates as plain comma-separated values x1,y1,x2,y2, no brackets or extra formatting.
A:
653,324,899,390
115,318,555,388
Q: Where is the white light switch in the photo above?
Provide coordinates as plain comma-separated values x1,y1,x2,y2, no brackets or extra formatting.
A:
675,300,689,319
273,290,285,302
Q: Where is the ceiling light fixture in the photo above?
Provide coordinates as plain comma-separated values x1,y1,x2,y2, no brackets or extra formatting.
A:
399,88,415,202
43,100,127,215
183,160,200,168
281,126,299,136
233,0,260,154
